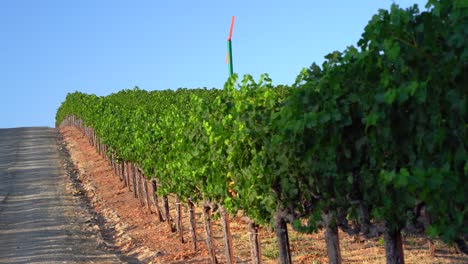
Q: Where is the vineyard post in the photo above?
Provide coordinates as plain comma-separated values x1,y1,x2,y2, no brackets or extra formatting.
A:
151,179,165,221
91,128,95,146
121,161,126,186
219,205,235,264
116,161,120,179
175,196,184,243
122,162,127,187
138,169,145,207
132,164,138,197
203,202,218,264
126,162,131,191
188,199,198,251
111,154,116,175
323,212,342,264
248,219,262,264
384,228,405,264
143,178,151,212
123,161,127,190
275,210,292,264
163,195,175,232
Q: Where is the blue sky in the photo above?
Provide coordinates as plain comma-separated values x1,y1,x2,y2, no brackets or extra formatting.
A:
0,0,428,128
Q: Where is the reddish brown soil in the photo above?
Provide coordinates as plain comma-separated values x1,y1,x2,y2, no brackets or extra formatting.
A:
60,126,467,264
61,126,213,263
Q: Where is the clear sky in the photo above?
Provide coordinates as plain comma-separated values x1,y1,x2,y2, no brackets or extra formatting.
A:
0,0,428,128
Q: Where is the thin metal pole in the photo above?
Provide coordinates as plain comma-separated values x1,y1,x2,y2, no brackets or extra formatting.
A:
227,40,233,76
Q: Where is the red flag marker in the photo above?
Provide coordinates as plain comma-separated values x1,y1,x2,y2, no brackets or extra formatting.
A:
228,16,235,41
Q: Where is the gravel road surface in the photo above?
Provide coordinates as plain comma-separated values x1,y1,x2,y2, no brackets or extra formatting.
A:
0,127,122,264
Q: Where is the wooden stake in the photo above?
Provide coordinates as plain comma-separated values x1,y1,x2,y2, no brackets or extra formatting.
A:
122,161,127,187
275,210,292,264
323,212,342,264
132,165,137,198
163,195,175,232
151,180,165,221
188,199,197,252
203,203,218,264
143,178,151,212
138,170,145,207
175,196,184,243
249,219,263,264
219,205,235,264
384,228,405,264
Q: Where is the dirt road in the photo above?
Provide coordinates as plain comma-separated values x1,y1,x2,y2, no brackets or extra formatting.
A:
0,127,122,263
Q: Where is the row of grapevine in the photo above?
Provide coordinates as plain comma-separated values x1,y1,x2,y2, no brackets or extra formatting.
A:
56,1,466,263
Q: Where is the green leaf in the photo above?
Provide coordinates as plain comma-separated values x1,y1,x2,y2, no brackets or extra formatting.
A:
381,170,396,184
407,81,419,96
384,89,397,104
396,168,409,187
426,225,440,238
415,84,427,103
387,42,401,61
364,112,379,128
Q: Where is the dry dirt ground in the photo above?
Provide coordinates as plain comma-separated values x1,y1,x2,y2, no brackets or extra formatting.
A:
0,127,125,263
60,126,467,264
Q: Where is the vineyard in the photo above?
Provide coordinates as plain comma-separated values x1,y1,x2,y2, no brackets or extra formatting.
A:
56,1,467,264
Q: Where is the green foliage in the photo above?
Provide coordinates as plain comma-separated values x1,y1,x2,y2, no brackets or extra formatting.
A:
277,0,466,239
56,0,466,244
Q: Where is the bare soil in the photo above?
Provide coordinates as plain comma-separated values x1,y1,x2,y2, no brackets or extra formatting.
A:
0,127,124,263
60,126,468,264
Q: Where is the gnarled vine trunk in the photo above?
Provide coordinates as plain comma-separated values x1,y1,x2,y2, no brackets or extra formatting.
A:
122,161,127,187
203,203,217,264
323,212,342,264
132,164,137,198
275,210,292,264
175,196,184,243
384,228,405,264
188,199,197,251
151,180,164,221
163,195,174,232
219,205,234,264
143,176,151,211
